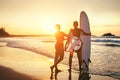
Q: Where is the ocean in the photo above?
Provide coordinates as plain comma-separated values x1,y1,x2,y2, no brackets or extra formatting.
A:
0,36,120,79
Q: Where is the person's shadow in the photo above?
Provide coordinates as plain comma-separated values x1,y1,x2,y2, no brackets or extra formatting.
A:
68,69,72,80
78,72,91,80
50,69,91,80
50,69,61,80
68,69,91,80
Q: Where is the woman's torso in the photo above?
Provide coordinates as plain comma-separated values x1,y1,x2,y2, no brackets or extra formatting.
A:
55,31,65,49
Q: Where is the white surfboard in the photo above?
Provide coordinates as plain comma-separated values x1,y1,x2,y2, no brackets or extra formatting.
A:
65,36,81,52
80,11,91,70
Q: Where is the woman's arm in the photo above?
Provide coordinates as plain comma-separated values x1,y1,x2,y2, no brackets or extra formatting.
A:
68,29,72,35
63,28,72,38
64,33,69,37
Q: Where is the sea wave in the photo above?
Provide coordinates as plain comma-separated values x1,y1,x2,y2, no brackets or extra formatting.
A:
92,38,120,43
0,37,55,58
104,43,120,47
0,37,120,79
92,39,120,43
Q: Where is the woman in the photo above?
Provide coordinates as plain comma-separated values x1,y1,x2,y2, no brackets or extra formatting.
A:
50,24,68,72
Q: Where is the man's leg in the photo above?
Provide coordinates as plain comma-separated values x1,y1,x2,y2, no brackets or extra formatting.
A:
69,51,73,70
77,51,82,71
77,41,83,72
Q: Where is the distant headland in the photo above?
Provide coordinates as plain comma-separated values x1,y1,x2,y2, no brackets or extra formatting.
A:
0,27,119,37
102,33,115,36
0,27,54,37
0,27,9,37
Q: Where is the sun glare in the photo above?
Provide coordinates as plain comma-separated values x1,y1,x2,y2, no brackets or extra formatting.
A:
50,58,54,63
40,16,64,35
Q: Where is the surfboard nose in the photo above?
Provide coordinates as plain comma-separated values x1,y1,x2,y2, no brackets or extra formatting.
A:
81,11,86,14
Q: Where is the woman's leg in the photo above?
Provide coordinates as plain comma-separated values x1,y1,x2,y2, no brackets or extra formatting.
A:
54,51,59,70
55,50,64,68
50,51,58,72
51,50,64,71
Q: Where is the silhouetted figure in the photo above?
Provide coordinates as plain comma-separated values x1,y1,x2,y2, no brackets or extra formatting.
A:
50,24,68,73
66,21,91,72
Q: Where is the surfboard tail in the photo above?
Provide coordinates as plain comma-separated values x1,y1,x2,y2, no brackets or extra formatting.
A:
88,58,92,63
82,60,88,70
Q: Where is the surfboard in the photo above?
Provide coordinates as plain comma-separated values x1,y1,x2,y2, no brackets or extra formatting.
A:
65,36,81,52
80,11,91,70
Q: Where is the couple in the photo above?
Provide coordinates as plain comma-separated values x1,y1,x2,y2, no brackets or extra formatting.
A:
50,21,91,73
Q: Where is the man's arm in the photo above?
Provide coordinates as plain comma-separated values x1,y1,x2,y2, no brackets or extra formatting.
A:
81,29,91,35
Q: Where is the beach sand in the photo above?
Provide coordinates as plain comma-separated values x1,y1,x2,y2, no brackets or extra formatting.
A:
0,42,117,80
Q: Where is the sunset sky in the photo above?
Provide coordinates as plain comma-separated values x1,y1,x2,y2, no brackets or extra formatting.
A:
0,0,120,36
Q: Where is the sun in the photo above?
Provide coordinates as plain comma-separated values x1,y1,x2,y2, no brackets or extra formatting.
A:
46,26,56,35
40,16,64,35
41,21,56,35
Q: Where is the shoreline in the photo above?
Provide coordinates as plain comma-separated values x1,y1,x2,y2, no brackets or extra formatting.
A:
0,42,117,80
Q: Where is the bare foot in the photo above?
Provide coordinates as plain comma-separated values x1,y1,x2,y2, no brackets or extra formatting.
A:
55,68,62,73
68,68,71,72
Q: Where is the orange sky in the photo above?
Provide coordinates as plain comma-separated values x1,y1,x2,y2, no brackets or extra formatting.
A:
0,0,120,36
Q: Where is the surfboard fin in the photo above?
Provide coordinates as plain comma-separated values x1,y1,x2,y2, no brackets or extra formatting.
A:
83,60,89,70
88,58,92,63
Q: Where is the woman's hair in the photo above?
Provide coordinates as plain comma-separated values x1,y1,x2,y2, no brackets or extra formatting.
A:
55,24,61,30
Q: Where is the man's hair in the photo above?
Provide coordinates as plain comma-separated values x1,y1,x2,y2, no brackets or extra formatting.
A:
73,21,78,25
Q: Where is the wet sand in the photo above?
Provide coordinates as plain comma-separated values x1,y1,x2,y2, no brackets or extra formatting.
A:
0,66,34,80
0,42,117,80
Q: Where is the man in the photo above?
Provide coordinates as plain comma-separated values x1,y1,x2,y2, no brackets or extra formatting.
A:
67,21,91,71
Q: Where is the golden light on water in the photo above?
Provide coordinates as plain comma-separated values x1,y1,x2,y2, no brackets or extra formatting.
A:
50,58,54,63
